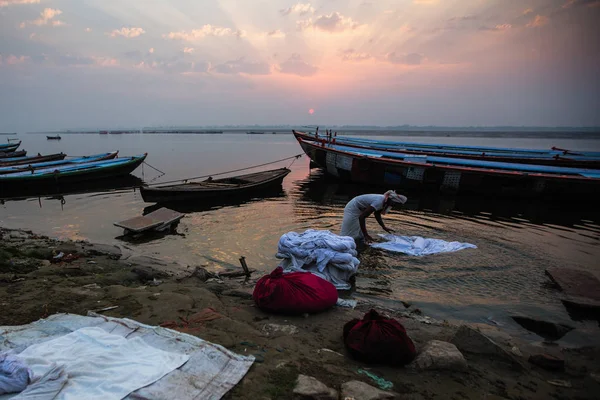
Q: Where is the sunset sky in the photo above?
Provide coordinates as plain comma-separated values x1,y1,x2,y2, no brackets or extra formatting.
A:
0,0,598,131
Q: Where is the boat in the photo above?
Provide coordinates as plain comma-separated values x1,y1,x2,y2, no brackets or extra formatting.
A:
0,153,67,166
114,207,184,235
140,167,291,203
246,131,264,135
292,131,600,168
47,135,61,140
0,150,26,159
0,151,118,175
0,142,21,152
0,154,147,194
294,136,600,197
99,131,108,134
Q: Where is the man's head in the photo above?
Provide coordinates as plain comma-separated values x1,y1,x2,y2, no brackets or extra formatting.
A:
382,190,407,214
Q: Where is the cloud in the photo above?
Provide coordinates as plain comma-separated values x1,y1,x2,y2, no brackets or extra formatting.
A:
163,25,244,41
266,29,286,38
91,57,119,67
85,28,92,32
386,52,425,65
526,15,549,27
340,49,372,61
149,48,155,54
280,3,315,16
297,12,362,33
183,47,194,54
413,0,438,4
479,23,512,32
56,55,95,66
0,0,39,7
110,27,146,38
212,58,271,75
278,54,318,76
523,8,533,15
0,54,29,65
562,0,600,7
21,8,64,27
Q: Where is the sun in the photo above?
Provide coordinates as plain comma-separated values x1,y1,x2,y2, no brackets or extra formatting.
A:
308,108,315,115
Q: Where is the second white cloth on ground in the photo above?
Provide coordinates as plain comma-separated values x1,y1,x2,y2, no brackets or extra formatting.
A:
277,229,360,290
372,234,476,256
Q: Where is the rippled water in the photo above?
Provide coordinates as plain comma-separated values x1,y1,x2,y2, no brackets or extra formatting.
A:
1,133,599,344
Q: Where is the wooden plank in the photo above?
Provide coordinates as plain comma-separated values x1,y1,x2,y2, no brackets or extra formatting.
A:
546,268,600,304
114,216,162,232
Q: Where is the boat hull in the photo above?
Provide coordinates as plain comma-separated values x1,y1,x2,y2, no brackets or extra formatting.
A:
0,150,26,159
140,168,290,203
297,139,599,198
0,152,118,175
292,131,600,169
0,153,67,166
0,142,20,152
0,154,146,197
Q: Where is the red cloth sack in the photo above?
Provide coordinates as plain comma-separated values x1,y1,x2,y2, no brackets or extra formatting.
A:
343,309,416,366
253,267,338,314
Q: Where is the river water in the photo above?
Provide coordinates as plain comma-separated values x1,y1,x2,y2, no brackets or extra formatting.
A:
1,132,599,345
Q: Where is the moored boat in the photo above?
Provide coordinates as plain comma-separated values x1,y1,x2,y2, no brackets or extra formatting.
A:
0,151,118,175
292,130,600,168
0,150,26,159
246,131,264,135
0,142,21,152
295,136,600,197
0,153,67,166
47,135,61,140
0,154,147,194
140,167,291,203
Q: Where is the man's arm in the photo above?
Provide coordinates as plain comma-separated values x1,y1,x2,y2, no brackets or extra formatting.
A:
359,206,375,242
374,210,395,233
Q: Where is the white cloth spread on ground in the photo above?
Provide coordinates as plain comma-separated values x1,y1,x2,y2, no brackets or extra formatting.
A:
340,194,385,240
13,327,189,400
277,229,360,290
372,234,477,256
0,313,254,400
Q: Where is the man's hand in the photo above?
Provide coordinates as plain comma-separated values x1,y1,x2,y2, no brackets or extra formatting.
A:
383,227,395,234
364,234,374,244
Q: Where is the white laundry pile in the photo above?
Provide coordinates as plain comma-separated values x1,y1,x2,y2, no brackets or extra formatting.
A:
0,352,32,395
372,234,477,256
277,229,360,290
0,313,255,400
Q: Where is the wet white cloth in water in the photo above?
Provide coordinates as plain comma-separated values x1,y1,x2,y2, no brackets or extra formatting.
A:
277,229,360,290
11,327,189,400
372,234,476,256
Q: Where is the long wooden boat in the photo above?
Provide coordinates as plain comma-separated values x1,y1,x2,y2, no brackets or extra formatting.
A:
0,150,26,159
246,131,264,135
0,142,20,152
0,154,147,194
292,131,600,168
0,151,118,175
140,167,291,203
47,135,62,140
0,153,67,166
295,136,600,197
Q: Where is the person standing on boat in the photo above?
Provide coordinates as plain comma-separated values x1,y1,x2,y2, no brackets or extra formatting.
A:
340,190,407,244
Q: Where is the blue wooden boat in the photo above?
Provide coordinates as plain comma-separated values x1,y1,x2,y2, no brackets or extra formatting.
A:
0,141,20,152
0,154,147,195
0,153,67,166
292,131,600,168
0,151,118,175
295,136,600,197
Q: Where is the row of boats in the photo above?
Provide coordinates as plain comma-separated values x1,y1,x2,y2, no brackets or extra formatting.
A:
292,130,600,197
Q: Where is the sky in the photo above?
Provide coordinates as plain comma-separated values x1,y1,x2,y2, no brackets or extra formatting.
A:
0,0,598,131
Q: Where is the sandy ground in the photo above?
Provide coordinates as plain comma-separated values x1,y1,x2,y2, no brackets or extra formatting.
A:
1,227,599,400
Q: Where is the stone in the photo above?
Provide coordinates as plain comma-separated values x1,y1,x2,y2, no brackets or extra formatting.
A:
528,354,565,371
132,266,169,282
451,325,523,369
340,381,396,400
84,243,122,259
221,288,254,300
410,340,467,371
262,323,298,336
511,316,573,341
293,375,337,400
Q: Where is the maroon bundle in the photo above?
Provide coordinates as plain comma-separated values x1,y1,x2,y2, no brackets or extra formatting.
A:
343,309,416,366
253,267,338,314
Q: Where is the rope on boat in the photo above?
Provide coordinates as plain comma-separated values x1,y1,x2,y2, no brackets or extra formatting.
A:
146,153,303,186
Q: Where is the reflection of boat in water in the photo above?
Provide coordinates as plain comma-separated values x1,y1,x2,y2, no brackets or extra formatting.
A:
0,174,144,202
140,168,290,204
291,170,600,228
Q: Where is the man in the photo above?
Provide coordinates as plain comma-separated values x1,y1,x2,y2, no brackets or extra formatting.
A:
340,190,408,244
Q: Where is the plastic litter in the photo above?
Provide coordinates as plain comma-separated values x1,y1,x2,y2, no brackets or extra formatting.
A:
357,369,393,391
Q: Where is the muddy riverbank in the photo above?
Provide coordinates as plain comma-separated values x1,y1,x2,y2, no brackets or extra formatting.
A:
1,227,599,399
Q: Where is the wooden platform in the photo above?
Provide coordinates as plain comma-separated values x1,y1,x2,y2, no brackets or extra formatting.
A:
546,267,600,309
114,207,184,233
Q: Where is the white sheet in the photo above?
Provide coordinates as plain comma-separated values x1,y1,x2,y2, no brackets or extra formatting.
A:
0,313,254,400
372,234,477,256
277,229,360,290
14,327,189,400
